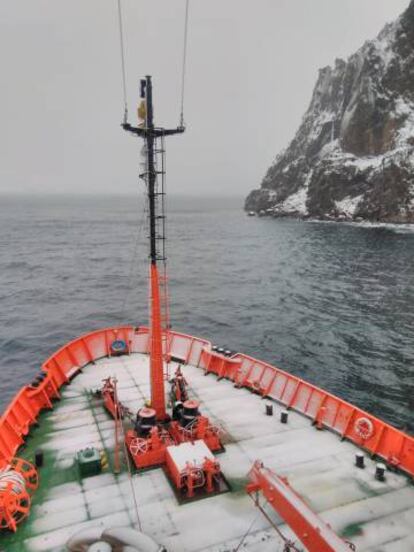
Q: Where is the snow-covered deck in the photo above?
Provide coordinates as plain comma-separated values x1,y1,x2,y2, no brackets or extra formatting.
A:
8,353,414,552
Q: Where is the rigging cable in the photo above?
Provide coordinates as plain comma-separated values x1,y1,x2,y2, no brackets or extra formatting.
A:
233,511,260,552
118,190,148,323
116,0,129,123
114,388,143,531
252,497,301,552
179,0,190,127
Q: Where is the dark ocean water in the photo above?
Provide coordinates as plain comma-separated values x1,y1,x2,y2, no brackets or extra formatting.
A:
1,194,413,433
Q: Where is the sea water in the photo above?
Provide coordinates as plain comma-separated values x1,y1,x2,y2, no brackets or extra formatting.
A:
0,194,413,433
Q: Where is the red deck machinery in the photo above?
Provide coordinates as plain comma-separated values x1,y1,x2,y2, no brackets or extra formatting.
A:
169,400,222,452
101,377,130,420
169,365,188,403
165,440,221,499
124,407,174,469
0,458,38,532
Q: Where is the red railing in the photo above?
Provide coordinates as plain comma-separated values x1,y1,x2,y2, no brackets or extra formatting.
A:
0,326,413,480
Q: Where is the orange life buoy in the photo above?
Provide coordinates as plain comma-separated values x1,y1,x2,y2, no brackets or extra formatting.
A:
354,417,374,440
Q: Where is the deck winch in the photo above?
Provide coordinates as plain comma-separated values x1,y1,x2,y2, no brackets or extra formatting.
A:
168,403,222,452
165,440,224,499
120,388,222,476
134,407,157,437
0,458,38,532
125,426,173,469
180,399,199,426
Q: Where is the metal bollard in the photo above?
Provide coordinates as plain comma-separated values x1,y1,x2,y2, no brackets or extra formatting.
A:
355,453,365,469
375,463,386,481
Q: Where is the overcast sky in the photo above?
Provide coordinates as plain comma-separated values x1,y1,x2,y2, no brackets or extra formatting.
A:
0,0,410,196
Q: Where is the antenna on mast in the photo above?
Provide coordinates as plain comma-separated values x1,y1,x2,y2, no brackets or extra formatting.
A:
179,0,190,128
116,0,128,125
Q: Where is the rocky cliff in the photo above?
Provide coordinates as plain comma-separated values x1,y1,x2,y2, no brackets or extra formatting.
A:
245,1,414,222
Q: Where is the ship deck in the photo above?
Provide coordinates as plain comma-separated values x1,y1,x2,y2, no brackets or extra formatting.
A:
3,352,414,552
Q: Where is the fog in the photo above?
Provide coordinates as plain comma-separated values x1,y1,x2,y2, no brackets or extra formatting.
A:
0,0,409,196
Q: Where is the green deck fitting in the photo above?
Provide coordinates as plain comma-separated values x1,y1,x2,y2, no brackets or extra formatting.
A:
77,447,102,478
341,522,364,538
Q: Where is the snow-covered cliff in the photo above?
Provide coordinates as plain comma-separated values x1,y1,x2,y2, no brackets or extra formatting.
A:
245,1,414,222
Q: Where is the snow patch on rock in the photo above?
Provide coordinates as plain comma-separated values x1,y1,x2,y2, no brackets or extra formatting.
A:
335,195,364,217
279,187,308,215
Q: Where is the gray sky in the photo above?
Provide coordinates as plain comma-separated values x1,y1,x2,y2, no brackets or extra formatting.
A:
0,1,409,196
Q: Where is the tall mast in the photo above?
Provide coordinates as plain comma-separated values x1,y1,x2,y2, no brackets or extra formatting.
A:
123,76,185,420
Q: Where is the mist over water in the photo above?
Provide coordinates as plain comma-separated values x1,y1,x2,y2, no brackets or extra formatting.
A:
1,194,413,433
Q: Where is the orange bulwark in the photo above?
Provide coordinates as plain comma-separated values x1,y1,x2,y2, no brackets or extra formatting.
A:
0,325,413,482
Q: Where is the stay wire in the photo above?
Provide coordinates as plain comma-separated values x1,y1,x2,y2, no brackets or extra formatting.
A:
117,0,128,122
253,498,301,552
118,190,148,323
233,510,260,552
179,0,190,127
114,387,143,531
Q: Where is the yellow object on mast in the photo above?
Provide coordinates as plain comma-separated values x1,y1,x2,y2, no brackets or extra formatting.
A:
137,100,146,125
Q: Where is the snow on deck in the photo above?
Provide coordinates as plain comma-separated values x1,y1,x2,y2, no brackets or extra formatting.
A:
167,440,214,472
11,353,414,552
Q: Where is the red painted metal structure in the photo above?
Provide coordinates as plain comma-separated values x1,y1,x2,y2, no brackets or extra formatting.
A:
113,378,121,474
149,264,167,420
168,415,222,452
101,377,118,419
170,366,189,402
0,458,38,532
124,426,173,469
246,460,352,552
165,443,221,499
0,325,413,480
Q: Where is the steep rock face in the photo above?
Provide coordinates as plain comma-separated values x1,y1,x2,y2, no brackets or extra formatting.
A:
246,1,414,222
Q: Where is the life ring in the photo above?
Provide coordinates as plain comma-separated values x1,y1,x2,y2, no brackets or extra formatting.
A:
110,339,128,355
354,417,374,440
